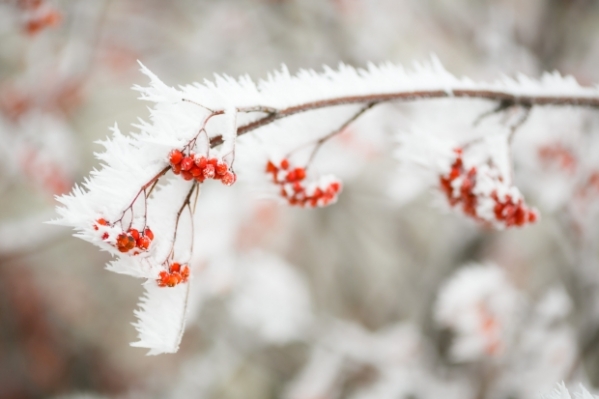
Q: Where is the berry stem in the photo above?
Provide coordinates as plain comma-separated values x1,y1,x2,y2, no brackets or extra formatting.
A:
117,166,170,228
308,102,377,164
166,181,198,263
507,106,532,144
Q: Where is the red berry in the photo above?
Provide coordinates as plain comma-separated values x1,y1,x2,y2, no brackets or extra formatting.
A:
137,236,151,250
449,167,460,180
461,175,474,192
144,228,154,241
181,266,190,281
221,171,236,186
129,228,140,241
295,168,306,181
157,271,169,287
190,166,202,177
514,207,526,226
266,161,278,174
172,163,182,175
181,171,194,181
494,202,504,219
286,170,297,182
216,163,228,176
280,159,289,170
440,177,452,196
528,211,538,223
195,156,207,169
101,233,109,240
181,157,194,171
169,149,183,165
170,262,181,273
203,164,215,179
169,274,182,287
116,233,135,252
94,218,109,230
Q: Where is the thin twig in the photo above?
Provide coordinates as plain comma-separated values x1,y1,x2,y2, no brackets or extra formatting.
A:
191,183,201,214
473,100,513,126
146,178,160,198
507,105,532,143
166,181,197,263
182,98,218,114
116,166,170,226
308,102,378,163
237,105,278,114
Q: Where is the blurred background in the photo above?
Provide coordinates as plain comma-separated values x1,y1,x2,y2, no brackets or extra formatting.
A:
2,0,599,398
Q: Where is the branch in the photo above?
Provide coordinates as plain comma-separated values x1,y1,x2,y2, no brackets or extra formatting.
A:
209,89,599,147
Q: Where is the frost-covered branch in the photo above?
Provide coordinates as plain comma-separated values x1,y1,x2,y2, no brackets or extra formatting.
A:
53,57,599,355
209,75,599,146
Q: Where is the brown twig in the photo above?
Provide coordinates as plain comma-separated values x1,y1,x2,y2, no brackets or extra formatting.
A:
308,102,378,163
207,89,599,147
507,105,532,143
166,181,198,264
116,166,170,228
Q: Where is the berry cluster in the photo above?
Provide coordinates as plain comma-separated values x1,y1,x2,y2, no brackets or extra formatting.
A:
489,192,538,227
157,263,190,288
18,0,62,35
93,218,154,254
440,148,538,228
538,143,577,173
576,171,599,198
266,159,342,207
169,149,236,186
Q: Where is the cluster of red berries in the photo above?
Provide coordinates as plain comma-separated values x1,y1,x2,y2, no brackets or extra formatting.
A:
19,147,71,195
266,159,342,207
93,218,154,254
440,148,538,228
538,143,577,173
157,263,190,288
489,192,538,227
169,149,236,186
576,171,599,199
18,0,62,35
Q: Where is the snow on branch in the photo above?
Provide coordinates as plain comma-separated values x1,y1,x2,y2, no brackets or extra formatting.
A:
131,279,190,355
543,383,598,399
